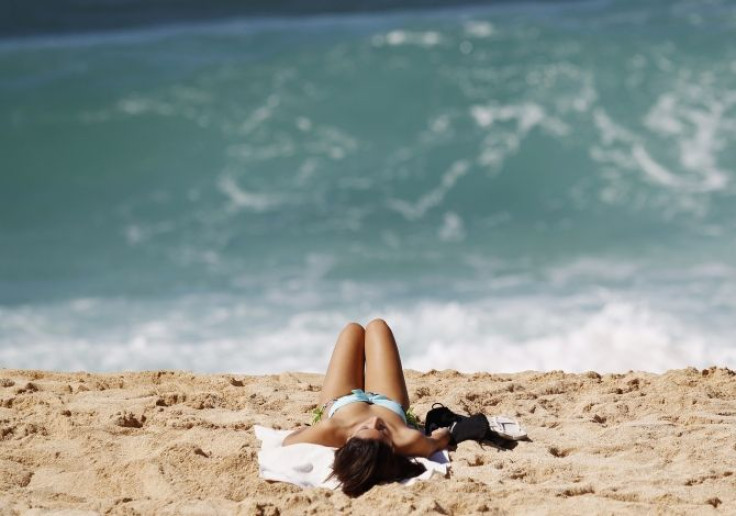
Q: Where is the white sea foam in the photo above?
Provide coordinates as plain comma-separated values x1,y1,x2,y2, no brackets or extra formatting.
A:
644,88,731,192
590,78,734,222
470,103,545,132
387,160,470,220
0,299,342,374
123,221,176,246
593,108,636,145
470,102,569,169
593,78,734,198
463,21,495,39
631,144,682,188
217,175,280,212
118,97,175,117
402,301,731,374
372,30,443,48
1,268,734,375
238,94,280,135
437,212,466,242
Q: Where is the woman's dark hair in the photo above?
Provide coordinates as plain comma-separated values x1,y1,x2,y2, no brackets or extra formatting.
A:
329,437,426,497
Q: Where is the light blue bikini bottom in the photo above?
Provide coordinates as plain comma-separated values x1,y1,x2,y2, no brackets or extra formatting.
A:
327,389,407,425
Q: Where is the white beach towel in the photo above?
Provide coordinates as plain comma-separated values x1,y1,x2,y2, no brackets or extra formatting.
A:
255,425,449,489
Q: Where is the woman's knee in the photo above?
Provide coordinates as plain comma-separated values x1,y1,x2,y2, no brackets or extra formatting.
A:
341,321,365,335
365,318,390,333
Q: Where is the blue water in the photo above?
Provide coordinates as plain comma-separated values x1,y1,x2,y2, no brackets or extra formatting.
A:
1,0,735,373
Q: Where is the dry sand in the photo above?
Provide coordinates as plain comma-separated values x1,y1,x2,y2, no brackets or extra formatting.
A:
0,367,734,515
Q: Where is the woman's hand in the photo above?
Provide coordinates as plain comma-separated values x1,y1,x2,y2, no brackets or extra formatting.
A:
431,427,450,439
430,427,452,451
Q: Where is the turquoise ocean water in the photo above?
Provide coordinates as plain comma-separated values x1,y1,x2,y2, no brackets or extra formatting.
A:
1,0,735,373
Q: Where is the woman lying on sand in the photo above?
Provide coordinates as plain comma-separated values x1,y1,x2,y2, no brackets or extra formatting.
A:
284,319,452,496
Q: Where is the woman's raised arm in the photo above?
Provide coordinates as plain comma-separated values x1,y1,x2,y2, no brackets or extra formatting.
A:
396,427,451,458
282,422,344,448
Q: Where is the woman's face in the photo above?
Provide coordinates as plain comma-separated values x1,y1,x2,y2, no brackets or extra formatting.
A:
351,416,392,446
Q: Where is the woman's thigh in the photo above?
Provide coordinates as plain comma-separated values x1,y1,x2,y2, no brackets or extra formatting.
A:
364,319,410,410
319,322,365,405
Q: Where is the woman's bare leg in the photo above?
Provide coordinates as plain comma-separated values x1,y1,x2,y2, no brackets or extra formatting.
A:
319,322,365,405
364,318,410,410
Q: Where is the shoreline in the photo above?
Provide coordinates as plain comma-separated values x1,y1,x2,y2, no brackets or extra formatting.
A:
1,367,734,513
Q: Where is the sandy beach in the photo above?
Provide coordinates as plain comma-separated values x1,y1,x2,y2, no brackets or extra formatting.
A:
0,367,734,514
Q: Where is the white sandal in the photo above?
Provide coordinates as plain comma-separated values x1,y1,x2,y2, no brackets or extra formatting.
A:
486,415,527,440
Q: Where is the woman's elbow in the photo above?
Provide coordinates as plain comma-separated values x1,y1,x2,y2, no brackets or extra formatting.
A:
283,427,305,446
